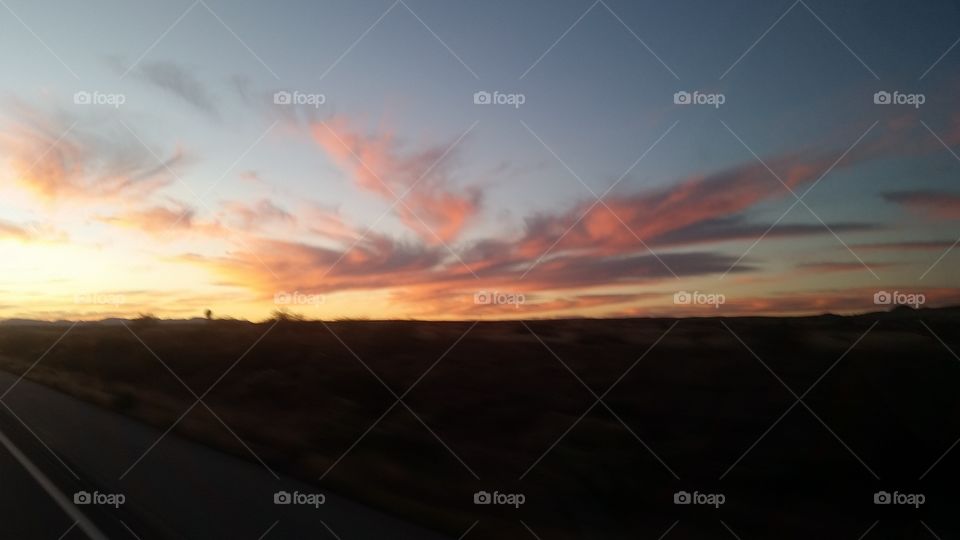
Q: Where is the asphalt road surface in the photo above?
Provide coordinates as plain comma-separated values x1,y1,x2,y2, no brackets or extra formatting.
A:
0,425,110,539
0,369,450,539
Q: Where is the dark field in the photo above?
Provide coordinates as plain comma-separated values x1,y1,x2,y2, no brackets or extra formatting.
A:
1,308,959,539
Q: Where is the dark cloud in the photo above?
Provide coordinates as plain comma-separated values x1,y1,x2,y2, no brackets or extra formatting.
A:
652,216,879,247
129,61,220,120
883,190,960,219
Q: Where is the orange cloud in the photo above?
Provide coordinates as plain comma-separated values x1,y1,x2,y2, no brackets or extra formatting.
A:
218,198,296,232
510,146,878,262
0,104,186,203
311,117,480,244
301,203,365,244
0,220,32,240
97,204,196,234
179,137,909,318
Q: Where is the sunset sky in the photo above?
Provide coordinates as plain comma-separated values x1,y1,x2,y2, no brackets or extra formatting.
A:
1,0,959,320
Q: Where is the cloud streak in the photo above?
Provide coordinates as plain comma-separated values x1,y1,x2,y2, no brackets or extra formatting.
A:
125,61,220,120
171,132,917,317
97,203,196,235
884,190,960,219
312,117,481,244
0,102,187,203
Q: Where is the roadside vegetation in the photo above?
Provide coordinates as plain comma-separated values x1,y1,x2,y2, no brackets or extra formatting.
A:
0,309,957,537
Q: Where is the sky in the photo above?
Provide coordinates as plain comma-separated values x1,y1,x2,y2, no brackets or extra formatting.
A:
1,0,959,320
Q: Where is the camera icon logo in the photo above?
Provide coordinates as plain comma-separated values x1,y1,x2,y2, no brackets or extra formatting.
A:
474,91,492,105
474,291,492,305
473,490,492,504
74,491,92,505
273,91,292,105
673,91,691,105
73,91,92,105
274,490,292,504
873,291,892,305
673,291,692,305
873,491,891,504
673,490,691,504
873,91,891,105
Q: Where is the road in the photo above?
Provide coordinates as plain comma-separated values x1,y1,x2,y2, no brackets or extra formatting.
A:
0,424,110,539
0,369,451,539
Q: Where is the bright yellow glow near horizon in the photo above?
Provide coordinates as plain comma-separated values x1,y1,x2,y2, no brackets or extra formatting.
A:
0,239,228,320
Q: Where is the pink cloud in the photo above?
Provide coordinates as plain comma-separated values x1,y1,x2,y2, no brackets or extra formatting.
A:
0,103,186,204
0,220,32,240
97,204,196,234
218,198,296,232
179,137,912,318
311,117,481,244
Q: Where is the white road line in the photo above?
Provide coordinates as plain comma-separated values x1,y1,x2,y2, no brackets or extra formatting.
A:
0,427,109,540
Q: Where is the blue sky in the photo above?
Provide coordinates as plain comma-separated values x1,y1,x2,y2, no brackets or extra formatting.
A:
1,0,959,319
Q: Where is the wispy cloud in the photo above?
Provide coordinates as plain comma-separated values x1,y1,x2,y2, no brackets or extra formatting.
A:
123,60,220,120
171,135,915,317
0,219,32,240
0,102,187,203
97,203,196,235
883,190,960,219
312,117,481,244
852,240,958,252
508,147,877,260
218,198,296,232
